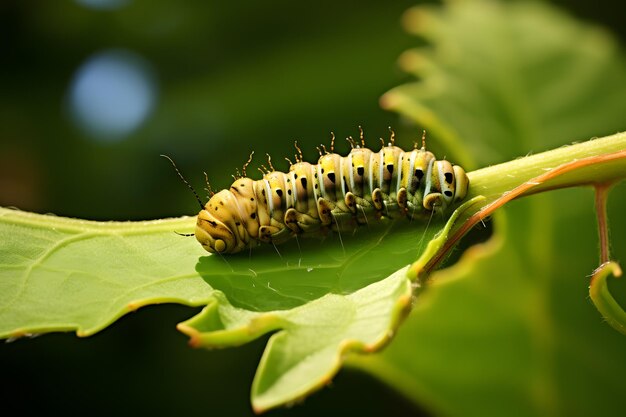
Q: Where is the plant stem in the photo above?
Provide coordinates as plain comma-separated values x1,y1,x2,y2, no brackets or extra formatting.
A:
467,132,626,201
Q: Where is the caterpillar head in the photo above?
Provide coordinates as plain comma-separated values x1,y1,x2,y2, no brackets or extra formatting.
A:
195,178,258,254
195,190,239,253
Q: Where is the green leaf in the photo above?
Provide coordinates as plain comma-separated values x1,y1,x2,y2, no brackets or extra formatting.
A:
3,0,626,413
0,210,209,338
350,196,626,416
177,267,411,413
384,0,626,168
0,207,445,339
0,205,456,411
189,219,445,313
349,1,626,416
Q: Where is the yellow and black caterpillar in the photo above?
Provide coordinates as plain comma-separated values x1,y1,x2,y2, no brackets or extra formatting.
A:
194,129,469,254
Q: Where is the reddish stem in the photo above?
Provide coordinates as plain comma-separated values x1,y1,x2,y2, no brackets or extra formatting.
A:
415,149,626,280
594,183,613,265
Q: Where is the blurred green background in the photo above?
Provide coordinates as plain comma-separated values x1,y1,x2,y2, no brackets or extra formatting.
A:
1,0,625,416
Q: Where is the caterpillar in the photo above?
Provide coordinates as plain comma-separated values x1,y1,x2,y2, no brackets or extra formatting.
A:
189,128,469,254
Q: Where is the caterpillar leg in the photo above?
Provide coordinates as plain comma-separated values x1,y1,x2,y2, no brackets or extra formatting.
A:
317,197,335,226
284,208,322,234
258,225,280,242
423,192,446,212
259,224,292,245
371,188,384,211
344,192,357,214
396,187,409,214
284,208,302,233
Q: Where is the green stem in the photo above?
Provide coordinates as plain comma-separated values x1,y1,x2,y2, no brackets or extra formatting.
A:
456,132,626,336
418,132,626,279
589,262,626,335
467,132,626,202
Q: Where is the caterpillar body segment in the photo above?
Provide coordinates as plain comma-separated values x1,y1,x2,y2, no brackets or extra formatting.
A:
195,138,469,254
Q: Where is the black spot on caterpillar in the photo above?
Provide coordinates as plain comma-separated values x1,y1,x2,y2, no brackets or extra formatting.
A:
192,129,469,254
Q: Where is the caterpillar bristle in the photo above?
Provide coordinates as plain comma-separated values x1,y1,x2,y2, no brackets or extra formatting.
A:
294,141,303,163
266,153,275,172
358,125,365,147
388,126,396,145
242,151,254,178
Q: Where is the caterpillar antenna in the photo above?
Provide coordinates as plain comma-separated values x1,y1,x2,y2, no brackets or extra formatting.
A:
161,154,203,210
